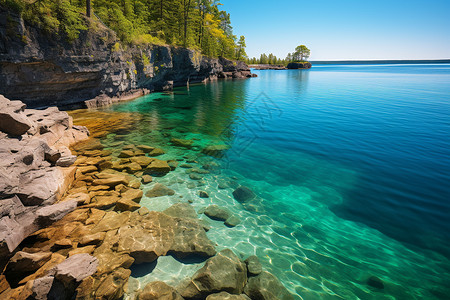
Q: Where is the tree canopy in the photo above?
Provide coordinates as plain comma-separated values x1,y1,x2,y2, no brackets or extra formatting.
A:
0,0,247,60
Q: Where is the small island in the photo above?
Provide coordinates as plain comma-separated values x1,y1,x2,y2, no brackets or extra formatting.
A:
248,45,312,69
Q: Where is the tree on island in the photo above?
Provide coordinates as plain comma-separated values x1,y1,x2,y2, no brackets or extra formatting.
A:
293,45,310,62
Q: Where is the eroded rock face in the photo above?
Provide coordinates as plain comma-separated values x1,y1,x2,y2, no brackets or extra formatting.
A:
0,7,255,108
179,249,247,299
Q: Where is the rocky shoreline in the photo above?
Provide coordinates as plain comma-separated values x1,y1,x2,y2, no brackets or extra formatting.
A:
0,94,294,299
0,6,256,109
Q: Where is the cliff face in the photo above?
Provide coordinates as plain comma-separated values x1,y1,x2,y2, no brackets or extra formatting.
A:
0,6,253,108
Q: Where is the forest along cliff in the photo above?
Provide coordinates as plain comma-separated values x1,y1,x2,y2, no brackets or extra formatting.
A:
0,5,255,109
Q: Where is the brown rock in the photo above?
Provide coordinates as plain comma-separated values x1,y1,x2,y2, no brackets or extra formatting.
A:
179,249,247,299
92,211,131,233
68,246,96,256
145,183,175,198
124,162,143,173
79,232,106,247
92,172,130,187
206,292,250,300
142,175,153,184
115,199,141,212
145,159,171,175
118,150,134,158
131,156,154,167
137,281,184,300
94,267,131,299
136,145,155,153
163,203,198,219
148,148,165,157
122,188,143,203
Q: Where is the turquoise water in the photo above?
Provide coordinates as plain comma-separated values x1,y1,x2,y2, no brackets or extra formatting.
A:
99,64,450,299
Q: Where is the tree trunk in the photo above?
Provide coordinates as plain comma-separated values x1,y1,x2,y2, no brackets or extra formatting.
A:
86,0,91,18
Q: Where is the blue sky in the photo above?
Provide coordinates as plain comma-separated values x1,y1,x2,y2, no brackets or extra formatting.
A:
221,0,450,60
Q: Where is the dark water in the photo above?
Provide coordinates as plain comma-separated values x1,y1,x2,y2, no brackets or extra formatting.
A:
99,64,450,299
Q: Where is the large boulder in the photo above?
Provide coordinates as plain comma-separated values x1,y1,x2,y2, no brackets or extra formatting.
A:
244,271,294,300
137,281,184,300
0,95,33,136
204,205,231,221
179,249,247,299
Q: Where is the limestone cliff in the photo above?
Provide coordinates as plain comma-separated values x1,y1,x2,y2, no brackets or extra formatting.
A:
0,6,254,108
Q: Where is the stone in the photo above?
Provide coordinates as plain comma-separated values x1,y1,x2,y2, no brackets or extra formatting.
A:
62,192,90,206
145,183,175,198
367,276,384,289
206,292,250,300
189,173,203,180
244,271,294,300
204,205,231,221
91,192,121,210
5,251,52,275
149,148,165,157
137,281,184,300
131,156,154,167
244,256,262,276
136,145,155,153
121,188,143,203
68,246,96,257
145,159,171,175
198,191,209,198
30,276,54,300
56,155,77,167
53,254,98,285
78,165,98,174
167,160,179,170
224,215,241,227
201,145,230,158
171,138,194,148
232,186,256,202
51,239,73,250
36,200,78,226
163,203,198,219
44,147,61,165
79,232,106,246
94,267,131,299
142,175,153,184
118,150,134,158
180,164,193,168
124,162,143,173
179,249,247,299
92,211,131,233
115,199,141,212
92,172,130,187
0,100,33,136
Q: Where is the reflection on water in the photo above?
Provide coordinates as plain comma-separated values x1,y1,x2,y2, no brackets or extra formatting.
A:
70,66,450,299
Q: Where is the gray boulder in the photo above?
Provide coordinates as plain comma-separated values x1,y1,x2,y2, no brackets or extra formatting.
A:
0,95,33,136
244,271,294,300
179,249,247,299
53,254,99,285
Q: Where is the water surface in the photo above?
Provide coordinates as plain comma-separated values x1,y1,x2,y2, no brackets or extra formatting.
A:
76,64,450,299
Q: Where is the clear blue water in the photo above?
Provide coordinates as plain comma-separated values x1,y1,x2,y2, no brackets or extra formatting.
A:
90,64,450,299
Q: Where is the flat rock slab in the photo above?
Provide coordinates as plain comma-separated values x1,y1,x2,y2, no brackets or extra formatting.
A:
137,281,184,300
53,253,98,285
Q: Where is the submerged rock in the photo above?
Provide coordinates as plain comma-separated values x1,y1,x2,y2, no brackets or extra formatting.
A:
367,276,384,289
224,215,241,227
163,203,198,219
145,183,175,198
198,191,209,198
179,249,247,299
204,205,231,221
206,292,250,300
232,186,256,202
244,271,294,300
171,138,194,148
244,256,262,276
137,281,184,300
201,145,230,158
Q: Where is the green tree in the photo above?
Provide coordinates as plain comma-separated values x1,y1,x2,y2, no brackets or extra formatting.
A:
293,45,310,61
236,35,247,61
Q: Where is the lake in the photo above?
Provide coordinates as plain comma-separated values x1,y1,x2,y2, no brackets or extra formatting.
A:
77,64,450,299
